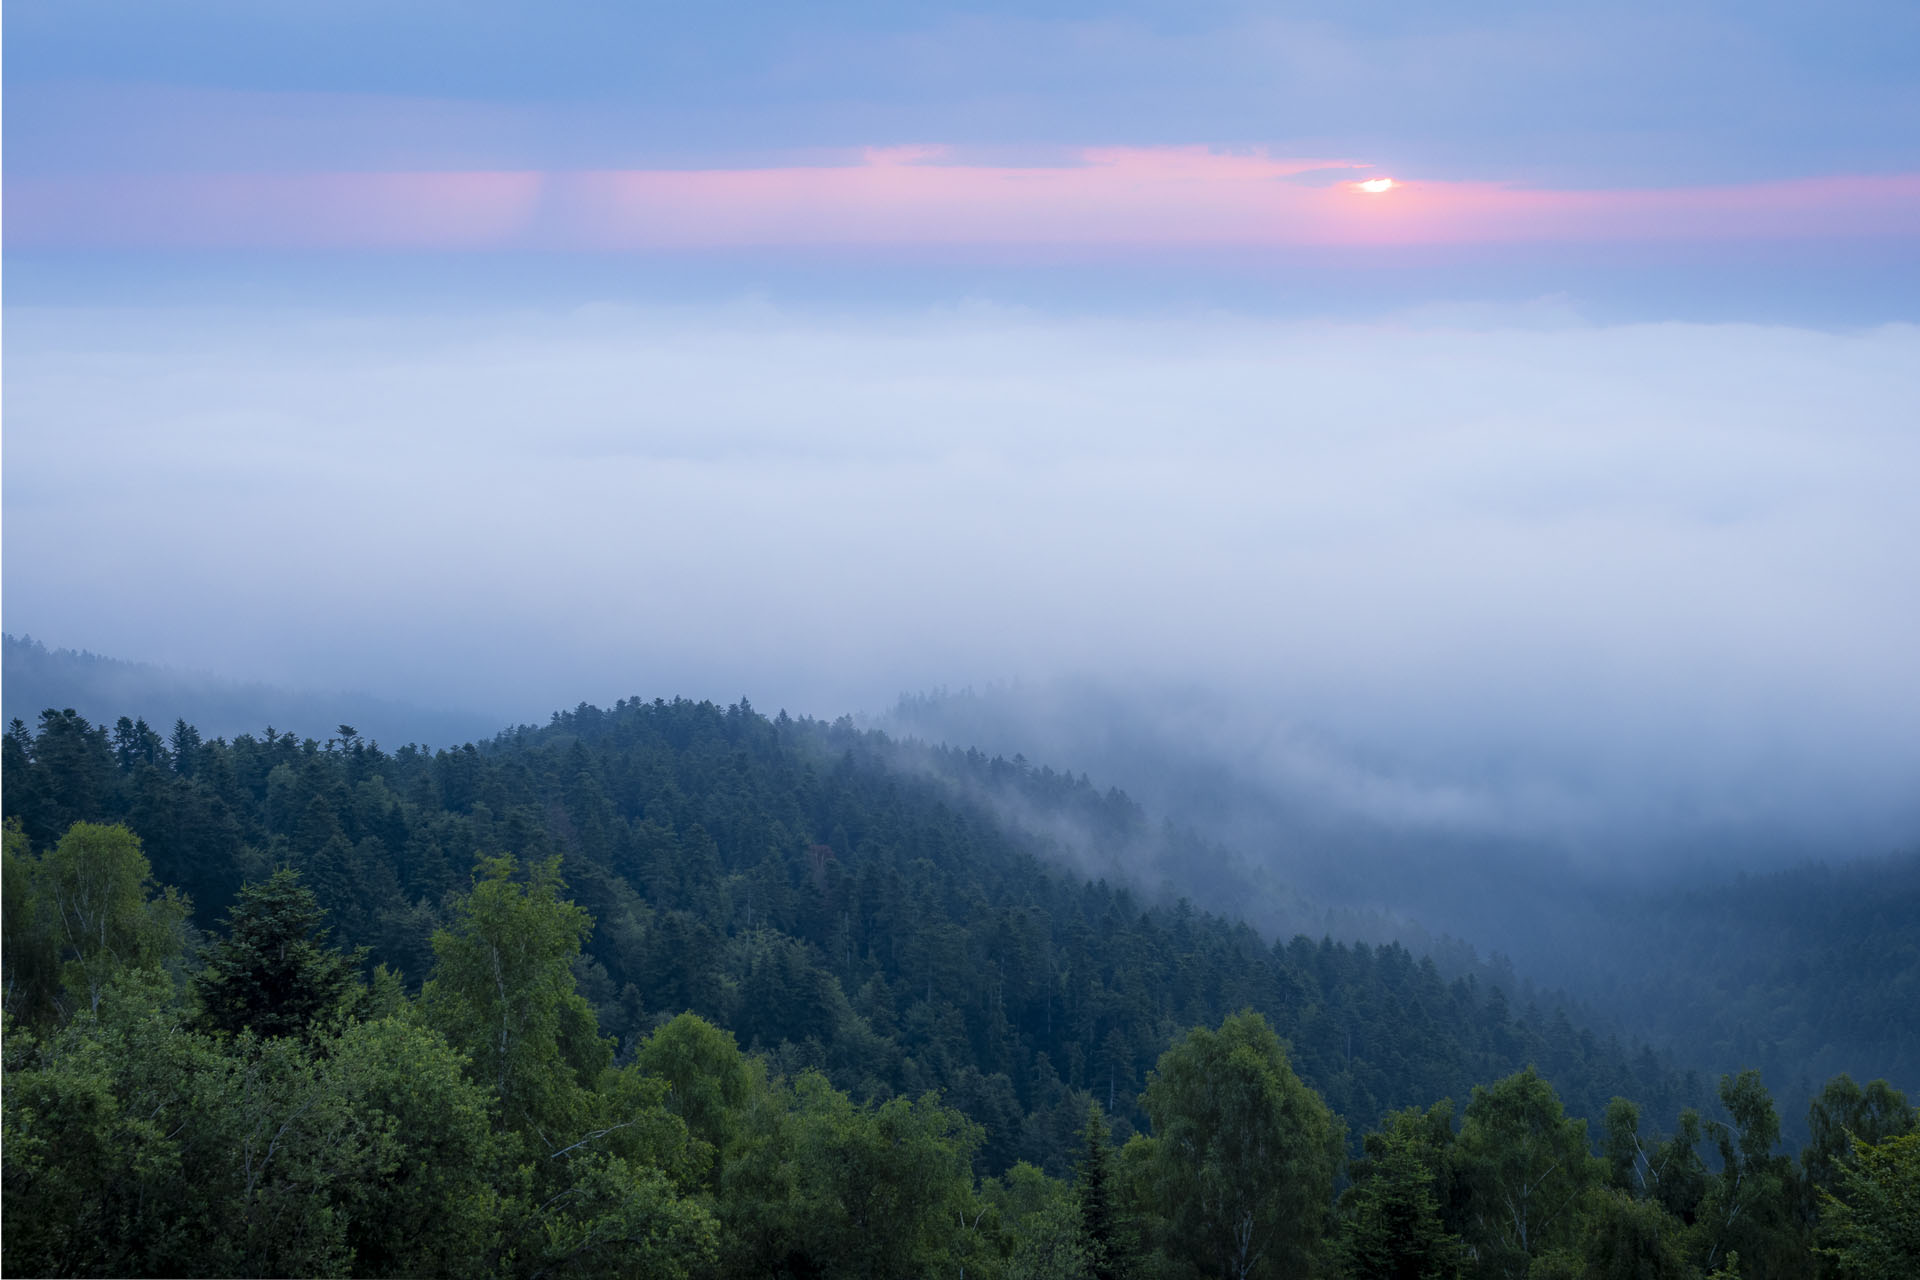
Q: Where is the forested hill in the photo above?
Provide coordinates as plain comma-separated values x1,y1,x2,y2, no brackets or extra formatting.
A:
3,696,1699,1170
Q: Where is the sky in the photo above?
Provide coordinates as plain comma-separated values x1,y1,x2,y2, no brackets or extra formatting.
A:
6,0,1918,863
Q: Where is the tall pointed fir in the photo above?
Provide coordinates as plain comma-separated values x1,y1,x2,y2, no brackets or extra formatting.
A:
1077,1101,1129,1280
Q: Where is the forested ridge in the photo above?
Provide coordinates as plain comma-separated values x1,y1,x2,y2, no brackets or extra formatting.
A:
4,697,1916,1278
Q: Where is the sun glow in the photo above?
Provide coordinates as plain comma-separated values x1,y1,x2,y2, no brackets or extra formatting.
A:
1356,177,1396,193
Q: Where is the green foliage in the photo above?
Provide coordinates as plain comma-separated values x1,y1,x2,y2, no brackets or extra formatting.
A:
1354,1100,1469,1238
0,808,1894,1280
1651,1110,1710,1227
1078,1102,1132,1280
7,691,1906,1280
1454,1068,1600,1279
633,1011,752,1180
1817,1130,1920,1280
1576,1188,1691,1280
527,1154,718,1280
195,867,364,1040
719,1069,988,1277
1129,1010,1342,1280
421,855,609,1145
1337,1127,1462,1280
1011,1196,1095,1280
417,854,722,1277
322,1016,505,1276
4,820,188,1022
1600,1097,1710,1229
2,698,1706,1178
983,1161,1095,1279
1695,1070,1801,1277
1800,1074,1913,1203
1,972,502,1278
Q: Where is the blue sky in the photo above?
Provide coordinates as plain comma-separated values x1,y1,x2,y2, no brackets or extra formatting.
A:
10,1,1919,183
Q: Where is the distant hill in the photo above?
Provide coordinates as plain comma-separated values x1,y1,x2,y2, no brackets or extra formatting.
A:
2,633,501,749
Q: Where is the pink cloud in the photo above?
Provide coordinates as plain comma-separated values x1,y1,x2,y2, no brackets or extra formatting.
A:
8,148,1917,252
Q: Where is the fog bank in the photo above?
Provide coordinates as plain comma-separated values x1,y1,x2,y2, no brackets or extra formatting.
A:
6,301,1916,864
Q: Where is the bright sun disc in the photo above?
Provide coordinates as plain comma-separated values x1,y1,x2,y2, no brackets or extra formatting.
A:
1357,177,1395,193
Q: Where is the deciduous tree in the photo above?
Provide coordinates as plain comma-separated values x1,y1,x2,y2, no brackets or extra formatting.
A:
1818,1130,1920,1280
1454,1067,1598,1279
1129,1010,1341,1280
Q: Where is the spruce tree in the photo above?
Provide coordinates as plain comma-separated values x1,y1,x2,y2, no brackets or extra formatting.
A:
1077,1100,1127,1280
194,867,360,1039
1339,1130,1463,1280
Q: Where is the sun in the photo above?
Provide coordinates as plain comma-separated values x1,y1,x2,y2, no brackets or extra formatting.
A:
1356,177,1396,194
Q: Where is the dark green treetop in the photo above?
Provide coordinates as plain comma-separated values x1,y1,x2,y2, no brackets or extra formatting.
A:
194,867,362,1040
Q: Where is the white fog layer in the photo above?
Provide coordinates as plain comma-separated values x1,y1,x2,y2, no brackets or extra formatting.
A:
7,303,1917,863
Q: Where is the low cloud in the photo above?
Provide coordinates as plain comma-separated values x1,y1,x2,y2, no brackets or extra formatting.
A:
5,300,1916,861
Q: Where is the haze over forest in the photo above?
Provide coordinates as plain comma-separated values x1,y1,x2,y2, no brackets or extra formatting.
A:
6,2,1918,1278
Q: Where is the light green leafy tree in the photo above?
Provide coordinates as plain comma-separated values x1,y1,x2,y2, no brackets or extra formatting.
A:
419,854,717,1277
720,1069,989,1277
421,855,609,1146
1010,1196,1094,1280
1127,1010,1342,1280
1817,1130,1920,1280
19,822,188,1019
324,1015,506,1276
989,1160,1092,1280
4,965,511,1278
527,1153,718,1280
4,972,361,1277
633,1010,752,1181
1454,1067,1600,1280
